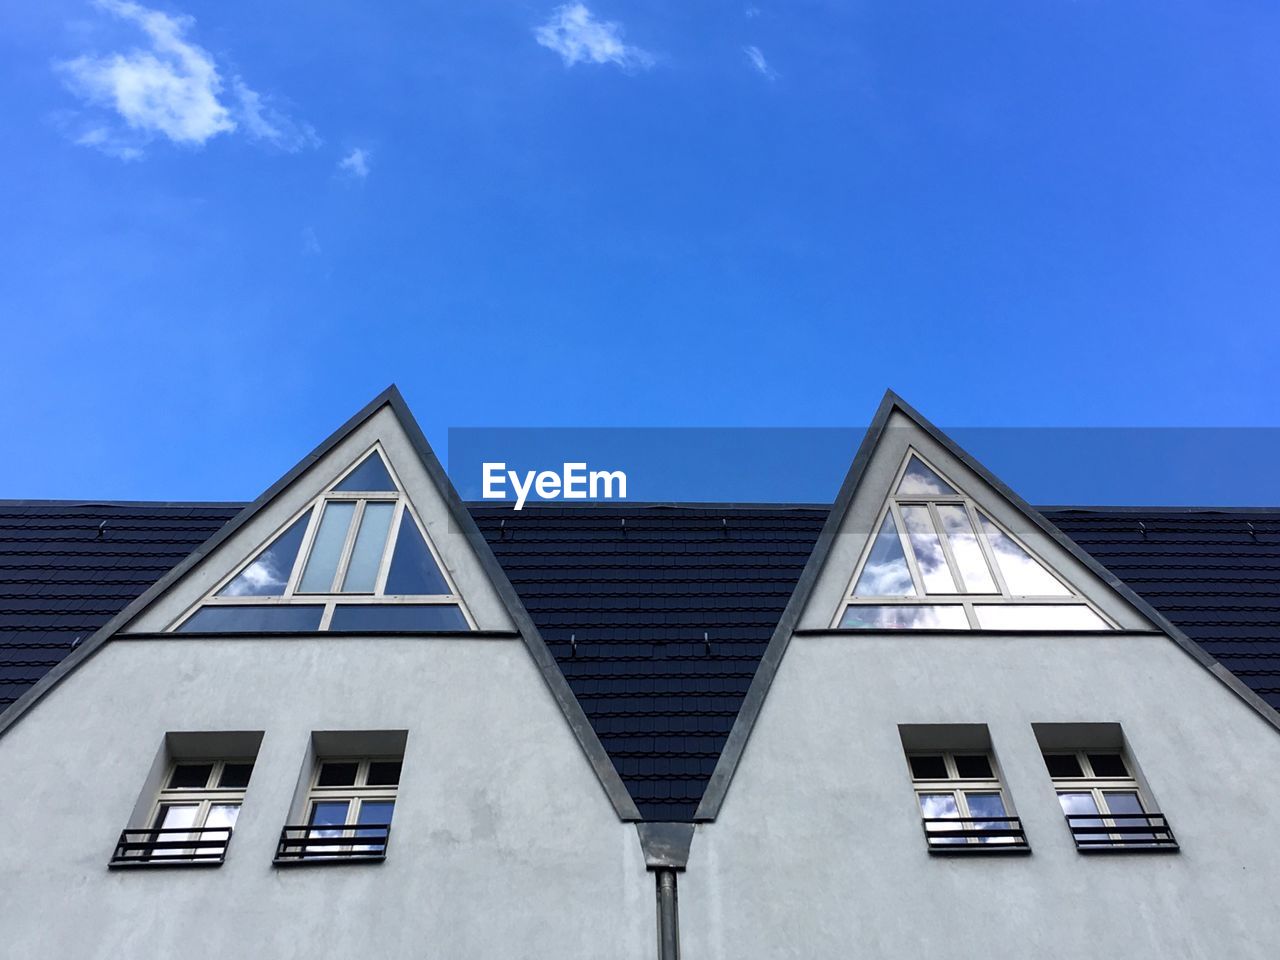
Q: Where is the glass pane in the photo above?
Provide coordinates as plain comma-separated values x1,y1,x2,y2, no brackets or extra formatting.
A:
199,803,240,854
355,799,395,854
383,512,450,595
152,803,198,858
218,762,254,789
918,793,964,845
155,803,199,830
309,800,350,826
307,800,351,856
299,501,357,593
168,763,214,789
328,603,469,632
1087,753,1129,778
976,512,1071,596
333,452,397,492
1057,791,1100,816
317,761,359,787
964,792,1011,844
900,506,957,593
367,761,402,786
177,604,324,633
936,505,997,593
974,604,1108,630
341,502,396,593
897,456,957,496
908,755,948,780
1103,791,1144,816
852,514,916,597
954,755,994,780
1058,789,1106,841
1102,791,1152,842
218,513,310,597
1044,754,1085,778
839,604,969,630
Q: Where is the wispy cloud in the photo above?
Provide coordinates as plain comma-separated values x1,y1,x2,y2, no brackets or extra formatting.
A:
535,4,653,70
743,45,777,80
56,0,314,158
232,78,319,152
338,147,370,179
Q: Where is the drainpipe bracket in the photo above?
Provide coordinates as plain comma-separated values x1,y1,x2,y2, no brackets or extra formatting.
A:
636,822,695,871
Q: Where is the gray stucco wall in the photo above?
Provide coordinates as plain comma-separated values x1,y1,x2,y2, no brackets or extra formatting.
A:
679,630,1280,959
0,635,649,959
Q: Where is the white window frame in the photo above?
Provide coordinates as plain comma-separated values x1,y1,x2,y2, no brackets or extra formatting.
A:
302,757,401,857
1045,750,1155,844
144,759,253,860
834,448,1116,629
907,750,1019,847
172,443,475,631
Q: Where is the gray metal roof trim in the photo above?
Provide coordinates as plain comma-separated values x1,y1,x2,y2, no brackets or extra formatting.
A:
0,388,645,821
385,392,643,821
691,391,899,820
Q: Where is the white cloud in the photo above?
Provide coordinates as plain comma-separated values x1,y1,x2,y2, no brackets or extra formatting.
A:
745,5,762,17
338,147,370,179
743,45,777,80
233,78,320,152
535,4,653,70
56,0,314,158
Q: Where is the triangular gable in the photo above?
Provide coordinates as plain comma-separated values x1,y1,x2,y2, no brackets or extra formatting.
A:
693,390,1280,820
0,387,641,821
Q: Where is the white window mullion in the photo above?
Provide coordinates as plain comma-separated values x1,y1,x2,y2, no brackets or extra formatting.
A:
330,500,366,593
928,501,969,593
890,502,927,597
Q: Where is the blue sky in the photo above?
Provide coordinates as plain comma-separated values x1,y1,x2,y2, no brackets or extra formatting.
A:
1,1,1277,503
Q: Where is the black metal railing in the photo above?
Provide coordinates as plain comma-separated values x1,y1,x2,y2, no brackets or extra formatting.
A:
1066,813,1178,852
273,824,392,864
109,826,232,867
921,816,1030,853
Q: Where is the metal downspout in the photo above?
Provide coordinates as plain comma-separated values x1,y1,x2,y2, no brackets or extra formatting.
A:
636,822,695,960
657,869,679,960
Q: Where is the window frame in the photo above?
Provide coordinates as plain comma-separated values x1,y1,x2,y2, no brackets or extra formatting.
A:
834,448,1116,630
907,750,1025,850
1045,750,1160,846
139,758,252,862
300,757,400,859
172,443,475,631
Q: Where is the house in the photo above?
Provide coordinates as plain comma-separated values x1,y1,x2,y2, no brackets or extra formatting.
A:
0,387,1276,959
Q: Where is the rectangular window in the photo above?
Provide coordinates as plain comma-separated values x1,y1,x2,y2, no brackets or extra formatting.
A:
275,755,401,864
905,748,1028,853
1041,748,1177,852
111,756,256,867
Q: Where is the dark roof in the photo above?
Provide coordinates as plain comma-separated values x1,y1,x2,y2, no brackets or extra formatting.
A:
0,500,1277,820
470,504,829,820
0,503,239,710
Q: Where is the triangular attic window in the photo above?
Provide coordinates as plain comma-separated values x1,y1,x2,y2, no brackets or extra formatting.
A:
840,450,1111,631
334,451,397,492
176,444,470,633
